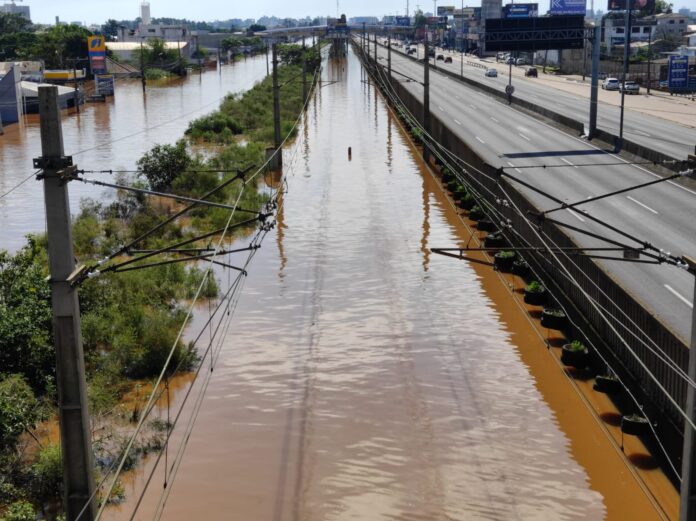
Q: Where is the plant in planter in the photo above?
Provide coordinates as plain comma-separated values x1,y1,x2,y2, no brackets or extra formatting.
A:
560,339,589,369
540,307,567,330
512,258,529,277
468,205,484,221
447,180,460,192
442,169,455,183
593,374,622,394
523,280,547,305
458,192,476,210
477,218,495,231
494,250,516,272
484,231,506,248
454,187,468,200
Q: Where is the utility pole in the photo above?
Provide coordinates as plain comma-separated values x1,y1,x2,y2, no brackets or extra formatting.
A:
388,29,392,79
680,256,696,521
140,38,146,92
589,25,601,139
35,86,96,521
618,0,632,149
423,29,431,162
302,41,308,103
271,43,282,170
68,58,80,114
266,41,270,76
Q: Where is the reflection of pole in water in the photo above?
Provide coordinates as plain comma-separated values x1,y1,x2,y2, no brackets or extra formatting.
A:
386,110,393,173
275,184,287,282
303,110,310,171
421,172,431,272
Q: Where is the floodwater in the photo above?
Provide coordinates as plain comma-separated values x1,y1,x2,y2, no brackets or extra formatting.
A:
101,47,671,521
0,54,269,252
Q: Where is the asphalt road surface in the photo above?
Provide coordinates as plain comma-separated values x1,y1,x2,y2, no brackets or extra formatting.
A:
368,39,696,346
383,41,696,161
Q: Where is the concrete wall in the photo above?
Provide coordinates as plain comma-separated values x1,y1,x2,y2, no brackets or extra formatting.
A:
0,66,22,125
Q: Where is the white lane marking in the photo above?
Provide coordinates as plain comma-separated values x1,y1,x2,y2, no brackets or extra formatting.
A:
475,136,485,143
515,168,522,173
507,161,515,167
518,133,531,141
438,105,444,111
560,157,579,169
664,285,694,309
626,196,659,214
490,116,500,123
567,209,586,222
469,104,477,110
454,119,462,126
631,129,652,137
455,95,461,100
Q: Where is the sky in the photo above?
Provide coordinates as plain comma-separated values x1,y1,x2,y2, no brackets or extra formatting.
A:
21,0,696,26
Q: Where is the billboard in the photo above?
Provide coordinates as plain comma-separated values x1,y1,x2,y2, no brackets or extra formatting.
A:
437,5,456,16
549,0,587,14
668,55,689,90
395,16,411,26
607,0,654,10
484,15,585,51
503,3,539,17
87,36,106,74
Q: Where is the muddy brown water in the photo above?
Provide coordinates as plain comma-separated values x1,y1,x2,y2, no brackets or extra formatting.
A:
0,55,269,252
101,48,677,520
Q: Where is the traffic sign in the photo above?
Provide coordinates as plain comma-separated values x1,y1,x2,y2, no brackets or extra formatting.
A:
505,84,515,95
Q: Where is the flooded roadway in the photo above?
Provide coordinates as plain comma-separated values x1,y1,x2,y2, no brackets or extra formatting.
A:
103,47,677,520
0,54,269,252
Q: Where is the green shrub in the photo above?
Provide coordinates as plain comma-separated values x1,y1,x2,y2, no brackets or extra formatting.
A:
136,140,192,191
30,443,62,507
525,280,544,293
0,375,39,449
495,250,516,259
1,500,35,521
569,340,586,352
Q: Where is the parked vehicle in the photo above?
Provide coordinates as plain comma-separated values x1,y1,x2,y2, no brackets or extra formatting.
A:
436,54,444,61
407,48,417,55
525,67,538,77
485,68,498,78
516,58,527,65
602,78,620,90
444,56,453,63
620,80,640,94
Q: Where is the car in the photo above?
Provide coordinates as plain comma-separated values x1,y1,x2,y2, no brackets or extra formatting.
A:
444,56,453,63
407,48,416,55
602,78,620,90
485,68,498,78
436,54,444,61
525,67,538,77
620,80,640,94
516,58,528,65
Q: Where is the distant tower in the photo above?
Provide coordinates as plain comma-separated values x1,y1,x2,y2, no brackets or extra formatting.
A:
140,1,151,25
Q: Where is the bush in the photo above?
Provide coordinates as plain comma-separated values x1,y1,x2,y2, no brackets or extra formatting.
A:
525,280,544,293
495,250,516,259
186,113,243,142
1,500,35,521
136,141,192,191
0,375,39,450
30,443,62,507
568,340,586,352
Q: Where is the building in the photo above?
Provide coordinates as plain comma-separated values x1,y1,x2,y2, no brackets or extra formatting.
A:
480,0,502,54
349,16,379,25
0,1,30,21
602,16,655,52
652,12,690,40
116,2,190,45
140,1,151,25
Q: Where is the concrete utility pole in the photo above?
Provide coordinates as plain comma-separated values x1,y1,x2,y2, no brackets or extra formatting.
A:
302,41,308,103
388,30,392,79
140,38,146,92
618,0,632,149
589,26,601,139
423,31,431,162
681,256,696,521
35,86,96,521
271,43,283,170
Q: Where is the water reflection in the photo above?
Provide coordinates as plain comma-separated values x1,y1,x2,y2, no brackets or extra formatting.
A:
0,55,269,252
105,48,609,521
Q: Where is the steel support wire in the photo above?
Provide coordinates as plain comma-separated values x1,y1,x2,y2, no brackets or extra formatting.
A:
497,181,696,430
109,248,255,274
75,176,262,215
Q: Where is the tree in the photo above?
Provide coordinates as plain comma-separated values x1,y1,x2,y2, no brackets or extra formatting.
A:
0,12,31,35
27,24,92,69
101,19,120,40
414,9,426,28
0,375,39,450
248,24,266,32
136,141,192,191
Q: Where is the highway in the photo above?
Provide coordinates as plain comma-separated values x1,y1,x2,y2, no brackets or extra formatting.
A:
364,39,696,345
382,41,696,161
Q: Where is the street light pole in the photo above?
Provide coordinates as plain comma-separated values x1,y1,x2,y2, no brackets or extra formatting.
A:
680,256,696,521
423,27,431,162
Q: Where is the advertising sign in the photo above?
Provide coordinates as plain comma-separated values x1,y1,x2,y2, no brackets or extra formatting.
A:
549,0,587,14
87,36,106,74
437,5,456,16
485,15,584,51
607,0,654,10
503,3,539,17
395,16,411,26
668,55,689,91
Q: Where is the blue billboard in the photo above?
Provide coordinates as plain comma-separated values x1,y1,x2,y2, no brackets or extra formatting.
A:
549,0,587,15
503,3,539,17
395,16,411,26
668,55,689,91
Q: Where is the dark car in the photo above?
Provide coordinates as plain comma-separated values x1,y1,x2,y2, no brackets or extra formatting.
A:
525,67,538,77
444,56,453,63
436,54,444,61
407,48,416,55
428,49,435,58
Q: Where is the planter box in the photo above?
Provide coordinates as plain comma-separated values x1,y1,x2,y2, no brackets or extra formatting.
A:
540,308,567,330
458,196,476,210
593,375,622,394
477,218,495,231
469,207,484,221
512,259,529,277
484,233,506,248
560,343,589,369
523,288,546,305
621,414,650,436
494,252,516,272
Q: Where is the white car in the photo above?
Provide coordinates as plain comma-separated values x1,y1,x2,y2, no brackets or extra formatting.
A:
485,68,498,78
602,78,620,90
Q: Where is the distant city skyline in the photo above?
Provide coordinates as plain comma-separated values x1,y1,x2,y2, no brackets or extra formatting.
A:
19,0,696,25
